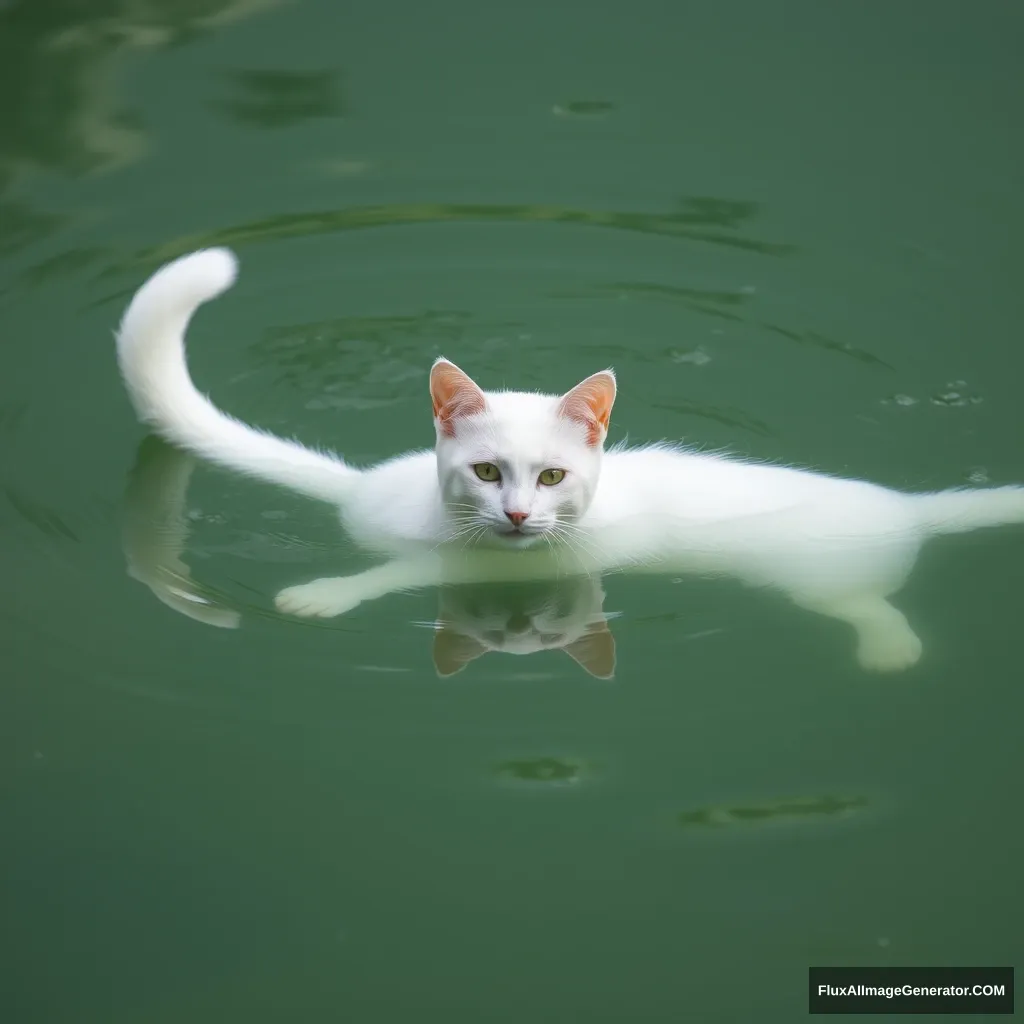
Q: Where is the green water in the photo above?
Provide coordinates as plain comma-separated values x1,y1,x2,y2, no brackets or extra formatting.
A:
2,1,1021,1020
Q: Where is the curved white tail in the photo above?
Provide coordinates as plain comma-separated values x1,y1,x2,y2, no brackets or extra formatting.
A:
914,486,1024,535
116,248,358,504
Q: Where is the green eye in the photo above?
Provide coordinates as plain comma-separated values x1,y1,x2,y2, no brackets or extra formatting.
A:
538,468,565,486
473,462,501,482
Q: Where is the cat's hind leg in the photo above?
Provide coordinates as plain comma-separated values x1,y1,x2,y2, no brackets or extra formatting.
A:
797,593,923,672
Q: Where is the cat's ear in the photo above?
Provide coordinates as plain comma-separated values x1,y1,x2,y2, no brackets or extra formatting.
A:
563,618,616,679
430,358,487,438
557,369,616,447
432,623,488,677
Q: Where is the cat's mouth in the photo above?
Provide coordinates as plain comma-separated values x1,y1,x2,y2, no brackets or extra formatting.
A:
495,526,543,546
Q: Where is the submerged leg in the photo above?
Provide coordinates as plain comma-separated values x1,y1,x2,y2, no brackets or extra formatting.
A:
798,593,923,672
274,546,591,619
275,555,447,619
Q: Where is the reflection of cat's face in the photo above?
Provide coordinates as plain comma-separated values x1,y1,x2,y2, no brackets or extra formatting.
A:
432,575,615,678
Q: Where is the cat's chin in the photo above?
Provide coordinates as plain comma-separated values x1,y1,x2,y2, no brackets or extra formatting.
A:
491,529,545,549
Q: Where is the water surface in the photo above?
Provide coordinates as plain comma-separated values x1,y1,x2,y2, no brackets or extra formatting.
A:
2,1,1022,1020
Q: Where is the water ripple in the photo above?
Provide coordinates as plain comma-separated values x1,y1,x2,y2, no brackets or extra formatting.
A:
4,486,80,544
553,280,893,370
90,195,796,285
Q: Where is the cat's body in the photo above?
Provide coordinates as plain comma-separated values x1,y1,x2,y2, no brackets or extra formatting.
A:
116,247,1024,671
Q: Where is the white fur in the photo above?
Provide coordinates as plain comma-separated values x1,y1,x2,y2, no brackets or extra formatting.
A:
117,249,1024,671
116,249,357,505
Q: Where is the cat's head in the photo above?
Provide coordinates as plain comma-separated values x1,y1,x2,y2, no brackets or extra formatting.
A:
429,358,616,548
431,576,616,679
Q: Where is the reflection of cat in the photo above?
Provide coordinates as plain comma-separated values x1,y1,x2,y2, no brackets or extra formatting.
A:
1,0,283,195
122,436,240,629
432,577,615,679
116,249,1024,672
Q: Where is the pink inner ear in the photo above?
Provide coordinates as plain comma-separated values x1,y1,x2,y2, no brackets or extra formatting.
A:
563,619,616,679
557,371,616,447
433,624,488,677
430,359,487,438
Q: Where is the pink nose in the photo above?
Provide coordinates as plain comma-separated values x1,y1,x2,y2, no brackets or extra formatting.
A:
505,510,529,527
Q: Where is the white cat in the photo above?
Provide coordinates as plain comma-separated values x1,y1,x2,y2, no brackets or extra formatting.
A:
116,247,1024,671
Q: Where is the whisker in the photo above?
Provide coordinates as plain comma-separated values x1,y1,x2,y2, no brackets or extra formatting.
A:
548,517,624,575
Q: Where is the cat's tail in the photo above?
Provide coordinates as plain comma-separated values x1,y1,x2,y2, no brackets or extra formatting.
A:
116,248,359,504
913,486,1024,536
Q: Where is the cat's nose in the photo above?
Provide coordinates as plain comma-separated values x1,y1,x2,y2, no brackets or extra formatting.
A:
507,612,531,633
505,510,530,527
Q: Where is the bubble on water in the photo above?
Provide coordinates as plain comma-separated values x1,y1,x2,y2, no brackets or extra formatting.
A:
671,347,712,366
967,467,989,484
187,509,228,524
315,158,371,177
931,381,982,407
551,100,615,118
497,756,583,785
882,394,918,406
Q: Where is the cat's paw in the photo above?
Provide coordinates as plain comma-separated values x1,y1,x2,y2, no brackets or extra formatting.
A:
856,628,923,673
275,578,364,619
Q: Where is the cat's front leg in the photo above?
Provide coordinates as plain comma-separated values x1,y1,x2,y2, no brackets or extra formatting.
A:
275,553,445,619
274,575,374,618
274,544,591,620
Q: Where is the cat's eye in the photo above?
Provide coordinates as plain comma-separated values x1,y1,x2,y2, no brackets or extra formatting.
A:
473,462,501,482
538,468,565,486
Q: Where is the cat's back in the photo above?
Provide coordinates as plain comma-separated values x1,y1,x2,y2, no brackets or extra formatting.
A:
593,444,899,522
